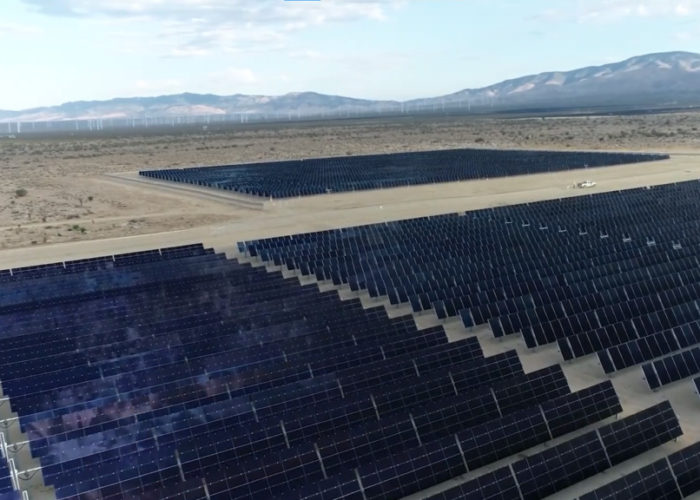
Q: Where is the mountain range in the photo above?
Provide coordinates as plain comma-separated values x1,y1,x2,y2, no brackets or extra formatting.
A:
2,51,699,126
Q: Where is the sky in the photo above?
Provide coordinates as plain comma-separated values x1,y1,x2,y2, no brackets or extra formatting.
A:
1,0,699,110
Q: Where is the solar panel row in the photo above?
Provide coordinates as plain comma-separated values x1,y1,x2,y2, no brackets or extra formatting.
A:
598,321,700,373
580,441,700,499
429,401,681,500
283,380,621,500
0,244,208,282
642,346,700,390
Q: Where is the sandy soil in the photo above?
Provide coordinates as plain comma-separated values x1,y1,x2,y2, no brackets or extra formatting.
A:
1,111,700,250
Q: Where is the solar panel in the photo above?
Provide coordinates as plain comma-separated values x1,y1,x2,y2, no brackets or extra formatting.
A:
491,364,570,415
597,349,617,374
359,434,466,500
427,467,520,500
597,401,682,466
458,406,549,471
312,377,622,500
599,324,691,373
643,362,662,390
578,457,681,500
667,440,700,497
316,414,419,476
642,347,700,390
240,181,700,371
295,470,362,500
581,440,700,500
512,431,609,499
541,380,622,438
431,401,682,500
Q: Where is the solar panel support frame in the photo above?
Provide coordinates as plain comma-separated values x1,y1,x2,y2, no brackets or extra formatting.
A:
595,428,614,468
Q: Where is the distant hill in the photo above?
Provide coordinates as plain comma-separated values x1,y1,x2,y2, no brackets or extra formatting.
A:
1,51,699,127
407,51,700,112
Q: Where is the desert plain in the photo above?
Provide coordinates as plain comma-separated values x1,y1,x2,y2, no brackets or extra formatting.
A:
2,111,700,254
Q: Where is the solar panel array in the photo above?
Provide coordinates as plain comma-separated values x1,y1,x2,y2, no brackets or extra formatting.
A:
430,401,684,500
12,240,691,499
0,244,631,499
138,148,667,198
642,347,700,390
240,180,700,391
5,170,700,498
580,441,700,499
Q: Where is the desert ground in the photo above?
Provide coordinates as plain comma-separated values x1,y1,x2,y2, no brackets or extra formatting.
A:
1,111,700,252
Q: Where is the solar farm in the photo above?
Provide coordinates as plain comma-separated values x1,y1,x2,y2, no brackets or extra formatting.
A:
139,149,668,198
1,146,700,500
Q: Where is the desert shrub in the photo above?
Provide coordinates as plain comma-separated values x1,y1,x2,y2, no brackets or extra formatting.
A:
15,188,27,197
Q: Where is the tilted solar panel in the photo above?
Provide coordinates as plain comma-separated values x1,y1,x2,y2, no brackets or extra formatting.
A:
578,457,681,500
429,401,681,500
667,440,700,497
597,401,682,466
643,347,700,390
541,380,622,438
428,467,520,500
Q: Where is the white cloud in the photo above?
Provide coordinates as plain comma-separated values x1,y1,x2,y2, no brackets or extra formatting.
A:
126,67,259,97
169,47,210,57
675,3,692,15
0,22,42,37
290,47,410,71
539,0,699,23
134,78,184,92
20,0,397,25
21,0,401,57
214,67,258,85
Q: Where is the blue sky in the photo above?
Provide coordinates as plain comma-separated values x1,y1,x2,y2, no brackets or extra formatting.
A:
1,0,698,109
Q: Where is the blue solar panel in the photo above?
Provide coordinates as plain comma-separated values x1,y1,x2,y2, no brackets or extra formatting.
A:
513,430,609,499
598,401,682,466
642,346,700,390
598,322,700,373
541,380,622,438
430,401,681,500
667,440,700,497
427,466,520,500
579,457,681,500
581,440,700,500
